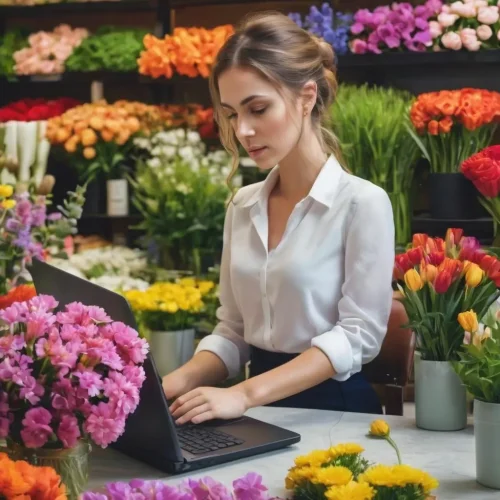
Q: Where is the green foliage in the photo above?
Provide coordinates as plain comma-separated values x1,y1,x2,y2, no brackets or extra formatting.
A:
0,30,28,77
372,485,427,500
65,27,148,72
454,307,500,403
326,454,370,479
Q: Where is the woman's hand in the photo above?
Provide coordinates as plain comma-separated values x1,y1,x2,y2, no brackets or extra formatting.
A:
162,371,190,401
169,386,250,425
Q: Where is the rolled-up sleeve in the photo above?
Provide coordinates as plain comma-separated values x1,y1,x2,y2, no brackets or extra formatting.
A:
311,185,395,381
195,202,249,379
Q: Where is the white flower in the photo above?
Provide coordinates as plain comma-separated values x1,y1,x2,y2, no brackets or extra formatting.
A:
147,157,161,169
221,166,232,178
133,138,152,150
90,275,150,292
176,129,186,140
161,145,177,158
164,167,175,176
179,146,195,161
187,130,201,144
176,183,192,194
239,157,257,167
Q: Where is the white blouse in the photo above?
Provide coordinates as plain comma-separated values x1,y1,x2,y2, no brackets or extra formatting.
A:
195,155,395,382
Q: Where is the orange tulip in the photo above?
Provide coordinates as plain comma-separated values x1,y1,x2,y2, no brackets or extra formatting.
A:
434,270,453,294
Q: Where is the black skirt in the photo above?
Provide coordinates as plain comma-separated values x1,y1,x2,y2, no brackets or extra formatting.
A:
249,346,383,414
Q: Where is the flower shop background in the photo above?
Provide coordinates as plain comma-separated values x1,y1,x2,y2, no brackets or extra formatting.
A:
2,0,500,391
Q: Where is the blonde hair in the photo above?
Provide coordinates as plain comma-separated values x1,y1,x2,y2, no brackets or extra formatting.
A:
209,11,345,197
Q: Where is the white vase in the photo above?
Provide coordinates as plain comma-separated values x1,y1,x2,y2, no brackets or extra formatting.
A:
106,179,128,216
414,356,467,431
475,399,500,489
149,329,195,378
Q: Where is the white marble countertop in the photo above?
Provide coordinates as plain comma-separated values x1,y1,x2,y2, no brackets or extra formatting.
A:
89,407,498,499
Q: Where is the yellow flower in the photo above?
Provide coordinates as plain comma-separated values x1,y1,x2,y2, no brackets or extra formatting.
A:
0,184,13,198
404,269,423,291
325,481,375,500
458,310,478,333
312,466,352,487
1,199,16,210
465,263,483,288
359,464,439,494
179,277,196,287
369,420,390,437
197,280,215,295
285,466,317,489
294,449,330,468
329,443,365,459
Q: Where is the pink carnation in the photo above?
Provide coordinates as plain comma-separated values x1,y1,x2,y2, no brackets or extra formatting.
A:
85,402,125,448
57,414,80,448
21,407,53,448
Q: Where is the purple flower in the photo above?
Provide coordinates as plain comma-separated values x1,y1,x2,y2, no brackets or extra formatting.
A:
81,494,108,500
47,212,62,221
20,407,53,448
5,218,21,232
57,414,81,448
354,8,373,26
105,482,135,500
376,24,401,48
233,473,268,500
287,12,302,28
184,477,233,500
351,22,365,35
19,373,44,405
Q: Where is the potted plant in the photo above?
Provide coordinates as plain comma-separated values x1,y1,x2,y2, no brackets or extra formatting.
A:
454,307,500,489
0,294,149,498
408,88,500,220
394,228,500,431
331,84,420,248
124,278,214,377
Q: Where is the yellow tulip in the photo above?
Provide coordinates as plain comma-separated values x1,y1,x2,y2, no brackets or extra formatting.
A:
404,269,423,291
420,263,437,283
465,263,484,288
458,310,478,333
1,199,16,210
369,420,390,437
0,184,13,198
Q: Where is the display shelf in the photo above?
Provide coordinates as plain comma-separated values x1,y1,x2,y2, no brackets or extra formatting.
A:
2,71,141,84
169,0,290,6
0,0,156,17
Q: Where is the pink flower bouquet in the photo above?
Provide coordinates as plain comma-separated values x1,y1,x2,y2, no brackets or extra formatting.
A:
0,294,149,450
431,0,500,51
349,0,442,54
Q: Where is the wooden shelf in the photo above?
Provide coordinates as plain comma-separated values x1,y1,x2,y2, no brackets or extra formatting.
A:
0,0,156,17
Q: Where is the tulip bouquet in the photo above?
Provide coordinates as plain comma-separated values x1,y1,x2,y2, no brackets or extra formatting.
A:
13,24,89,75
430,0,500,51
285,421,438,500
461,145,500,244
289,2,353,56
0,294,149,497
138,25,234,79
394,228,500,361
349,0,442,54
409,88,500,173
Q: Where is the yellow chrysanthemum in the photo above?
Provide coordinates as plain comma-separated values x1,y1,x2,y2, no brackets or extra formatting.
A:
369,420,390,437
329,443,365,459
1,199,16,210
179,277,196,287
359,464,439,493
312,466,352,487
197,280,215,295
285,466,318,489
0,184,14,198
325,481,375,500
294,449,330,468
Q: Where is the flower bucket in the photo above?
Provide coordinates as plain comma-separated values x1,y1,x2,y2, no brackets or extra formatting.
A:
149,329,195,377
106,178,129,216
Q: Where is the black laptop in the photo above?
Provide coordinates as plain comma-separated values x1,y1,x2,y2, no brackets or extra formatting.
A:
29,258,301,474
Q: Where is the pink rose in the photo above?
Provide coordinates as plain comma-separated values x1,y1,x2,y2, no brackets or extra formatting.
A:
351,39,368,54
438,12,460,27
442,4,451,12
441,31,463,50
429,21,443,38
451,0,477,17
478,6,500,24
474,0,489,8
477,24,493,40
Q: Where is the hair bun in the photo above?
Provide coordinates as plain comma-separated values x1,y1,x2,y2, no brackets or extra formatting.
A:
314,37,335,71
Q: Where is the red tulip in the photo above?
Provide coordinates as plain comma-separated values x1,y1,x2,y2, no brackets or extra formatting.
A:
434,270,453,293
407,247,424,266
427,251,445,267
445,228,464,247
394,253,413,280
412,233,428,248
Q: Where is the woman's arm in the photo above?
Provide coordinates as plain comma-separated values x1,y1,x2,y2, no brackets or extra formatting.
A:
170,184,395,422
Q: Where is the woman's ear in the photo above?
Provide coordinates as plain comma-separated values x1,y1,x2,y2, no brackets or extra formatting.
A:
301,80,318,115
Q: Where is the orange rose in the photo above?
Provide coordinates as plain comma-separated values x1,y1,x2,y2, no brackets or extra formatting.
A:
428,120,439,135
83,147,96,160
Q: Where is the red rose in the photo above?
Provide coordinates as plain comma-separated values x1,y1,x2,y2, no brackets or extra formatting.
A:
461,145,500,198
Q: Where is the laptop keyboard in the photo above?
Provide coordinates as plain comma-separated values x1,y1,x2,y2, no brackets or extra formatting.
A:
177,425,244,455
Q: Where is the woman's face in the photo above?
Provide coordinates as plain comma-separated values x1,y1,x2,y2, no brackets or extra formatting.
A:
218,66,303,170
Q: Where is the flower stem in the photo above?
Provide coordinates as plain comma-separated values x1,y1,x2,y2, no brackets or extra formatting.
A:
386,436,402,464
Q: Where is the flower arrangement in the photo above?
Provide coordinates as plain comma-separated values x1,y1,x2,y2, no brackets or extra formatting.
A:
0,97,80,122
430,0,500,51
331,84,419,247
409,88,500,173
349,0,442,54
46,100,168,182
0,452,67,499
137,25,234,79
65,27,148,72
453,307,500,402
286,420,438,500
461,145,500,244
288,2,353,56
82,472,277,500
0,183,85,295
13,24,89,75
394,228,500,361
124,278,214,332
131,128,235,274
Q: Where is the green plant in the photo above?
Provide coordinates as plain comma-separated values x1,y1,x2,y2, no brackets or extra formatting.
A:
0,30,28,77
454,306,500,404
330,84,419,247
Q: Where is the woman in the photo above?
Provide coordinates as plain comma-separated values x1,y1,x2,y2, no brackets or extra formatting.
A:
164,11,395,425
